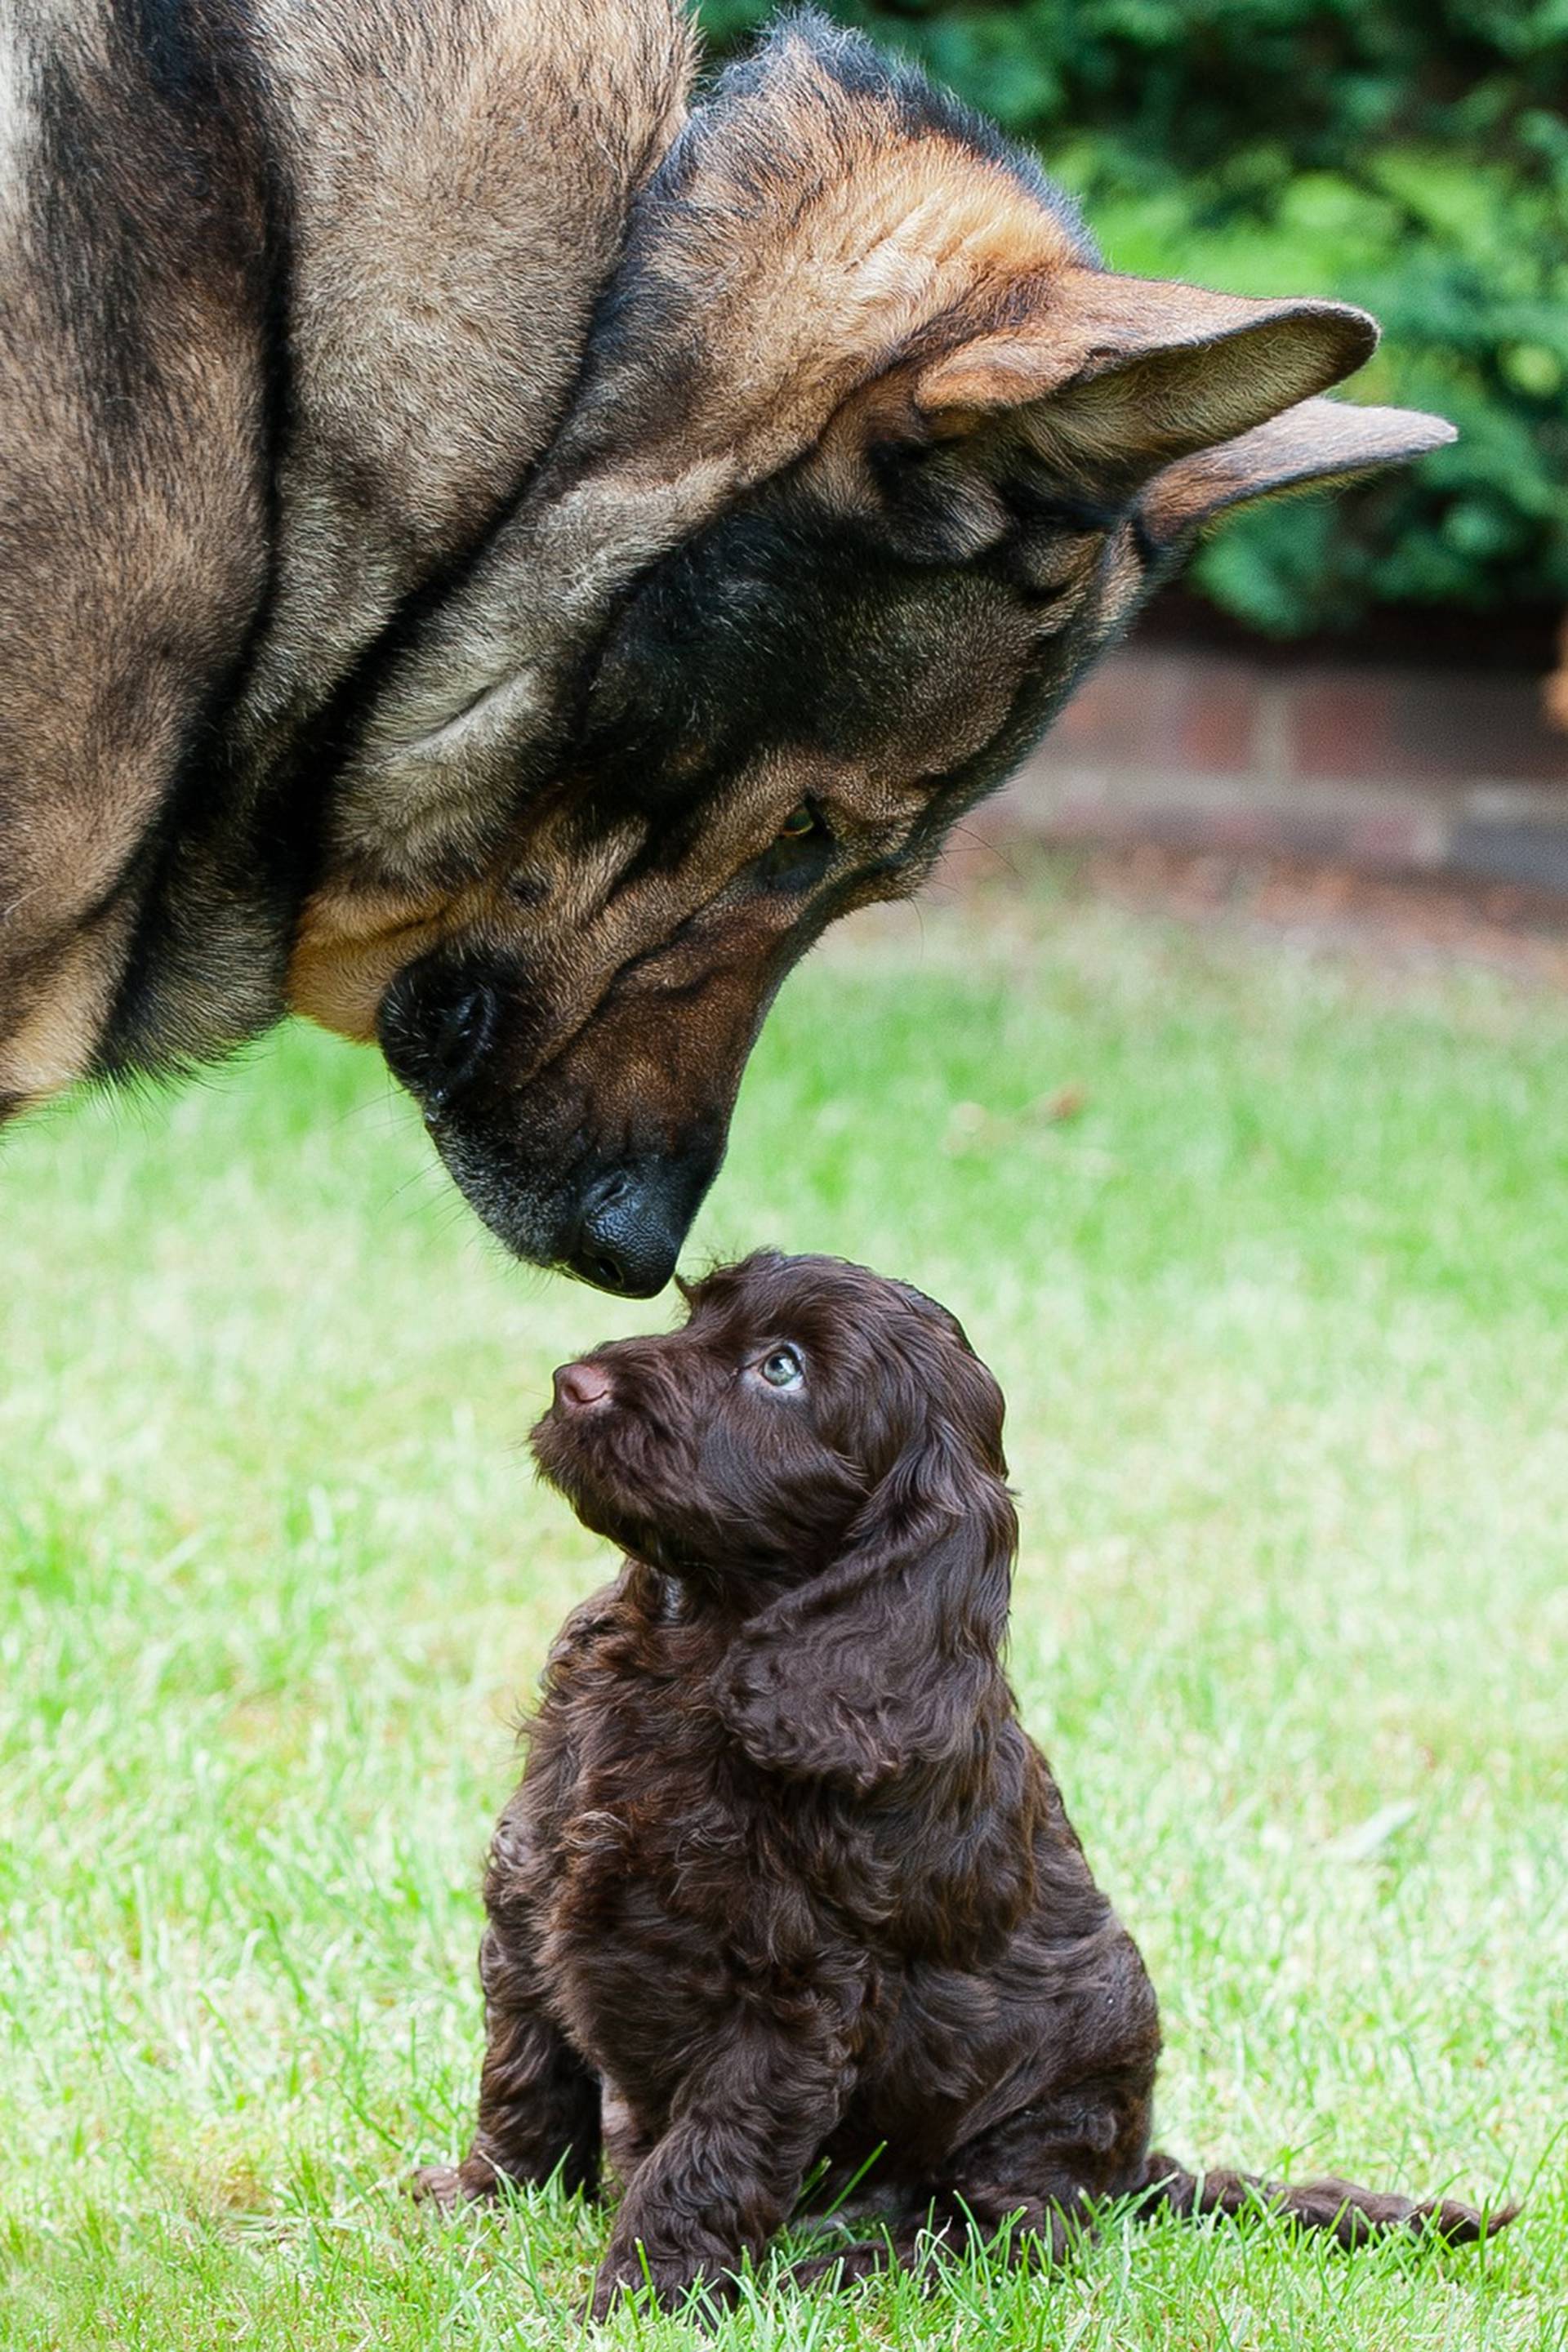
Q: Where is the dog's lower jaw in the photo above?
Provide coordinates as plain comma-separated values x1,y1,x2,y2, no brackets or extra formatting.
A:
530,1431,705,1576
419,1115,570,1272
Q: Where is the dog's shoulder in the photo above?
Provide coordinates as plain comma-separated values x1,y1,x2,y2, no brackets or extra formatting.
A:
542,1566,644,1670
538,1560,710,1688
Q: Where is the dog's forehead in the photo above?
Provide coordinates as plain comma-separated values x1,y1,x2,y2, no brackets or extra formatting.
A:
680,1263,810,1342
585,500,1061,803
680,1254,917,1348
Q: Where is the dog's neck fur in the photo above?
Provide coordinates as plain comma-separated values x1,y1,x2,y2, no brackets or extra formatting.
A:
0,0,702,1100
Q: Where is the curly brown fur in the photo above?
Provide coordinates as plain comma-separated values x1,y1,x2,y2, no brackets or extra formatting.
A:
420,1251,1516,2312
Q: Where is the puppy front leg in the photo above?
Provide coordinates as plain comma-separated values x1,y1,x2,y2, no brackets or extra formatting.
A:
590,2011,852,2317
416,1922,599,2208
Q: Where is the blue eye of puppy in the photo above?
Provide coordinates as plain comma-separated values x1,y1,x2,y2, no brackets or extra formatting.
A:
757,1345,804,1390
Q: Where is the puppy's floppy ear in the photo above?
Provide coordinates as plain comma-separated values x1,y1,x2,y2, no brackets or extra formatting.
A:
715,1405,1017,1793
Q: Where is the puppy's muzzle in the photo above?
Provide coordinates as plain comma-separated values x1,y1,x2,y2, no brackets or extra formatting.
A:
553,1360,612,1414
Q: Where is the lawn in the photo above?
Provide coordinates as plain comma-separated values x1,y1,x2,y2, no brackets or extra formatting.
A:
1,862,1564,2351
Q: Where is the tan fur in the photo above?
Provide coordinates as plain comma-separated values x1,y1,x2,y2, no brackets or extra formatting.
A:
287,887,457,1041
326,41,1094,866
292,740,937,1053
1545,614,1568,735
0,0,270,988
0,918,125,1101
234,0,694,772
0,0,693,1084
0,0,1453,1256
1140,392,1456,544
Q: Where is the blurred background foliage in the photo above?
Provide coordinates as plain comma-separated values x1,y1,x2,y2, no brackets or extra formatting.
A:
700,2,1568,642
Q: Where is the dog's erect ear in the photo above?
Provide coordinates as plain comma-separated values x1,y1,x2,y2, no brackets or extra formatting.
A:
911,271,1393,496
716,1429,1016,1793
1136,394,1458,549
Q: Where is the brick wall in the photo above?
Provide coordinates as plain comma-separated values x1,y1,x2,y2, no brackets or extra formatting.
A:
989,645,1568,894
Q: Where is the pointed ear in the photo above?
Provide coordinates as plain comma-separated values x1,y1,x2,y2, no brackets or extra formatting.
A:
715,1432,1015,1793
913,270,1381,492
1137,394,1458,548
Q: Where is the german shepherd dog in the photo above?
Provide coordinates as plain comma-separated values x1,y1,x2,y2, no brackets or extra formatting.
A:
0,1,1451,1294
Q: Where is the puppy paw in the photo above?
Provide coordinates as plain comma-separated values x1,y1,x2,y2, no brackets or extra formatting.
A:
784,2238,890,2289
589,2252,734,2322
409,2159,497,2212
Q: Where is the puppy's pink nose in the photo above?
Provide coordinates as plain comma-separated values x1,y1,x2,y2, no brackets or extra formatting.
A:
554,1360,612,1413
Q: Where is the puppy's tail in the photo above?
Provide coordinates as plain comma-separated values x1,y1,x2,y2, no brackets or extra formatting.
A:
1133,2149,1517,2249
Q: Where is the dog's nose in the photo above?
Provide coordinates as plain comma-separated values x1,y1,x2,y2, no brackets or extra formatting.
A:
554,1361,612,1414
566,1169,688,1298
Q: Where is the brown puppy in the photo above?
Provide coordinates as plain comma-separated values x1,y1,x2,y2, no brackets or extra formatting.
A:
421,1253,1513,2310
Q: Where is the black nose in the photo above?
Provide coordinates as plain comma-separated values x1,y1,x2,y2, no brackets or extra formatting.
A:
566,1169,687,1298
378,959,499,1113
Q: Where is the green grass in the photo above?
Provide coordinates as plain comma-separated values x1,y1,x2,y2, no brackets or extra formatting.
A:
2,862,1565,2350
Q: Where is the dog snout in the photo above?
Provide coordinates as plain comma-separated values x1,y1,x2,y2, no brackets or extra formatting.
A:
564,1165,702,1298
554,1360,613,1414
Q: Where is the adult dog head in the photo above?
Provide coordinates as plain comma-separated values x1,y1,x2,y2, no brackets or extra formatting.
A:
292,16,1449,1294
0,5,1453,1296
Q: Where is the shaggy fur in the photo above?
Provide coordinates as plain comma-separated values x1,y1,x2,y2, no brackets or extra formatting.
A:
420,1252,1514,2313
1,3,1453,1291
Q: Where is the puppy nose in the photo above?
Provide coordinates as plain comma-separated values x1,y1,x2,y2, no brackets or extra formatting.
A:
553,1360,612,1414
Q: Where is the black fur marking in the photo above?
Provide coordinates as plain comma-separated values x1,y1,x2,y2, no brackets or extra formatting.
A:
33,53,163,441
240,43,693,908
92,1,297,1080
121,0,206,109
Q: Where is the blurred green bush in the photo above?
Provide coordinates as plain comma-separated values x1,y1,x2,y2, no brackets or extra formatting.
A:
701,2,1568,638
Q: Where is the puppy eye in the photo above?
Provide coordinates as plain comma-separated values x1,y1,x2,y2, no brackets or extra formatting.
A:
757,1346,804,1390
777,803,819,841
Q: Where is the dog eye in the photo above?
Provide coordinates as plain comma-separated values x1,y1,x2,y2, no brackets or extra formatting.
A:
756,801,833,893
757,1346,804,1390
